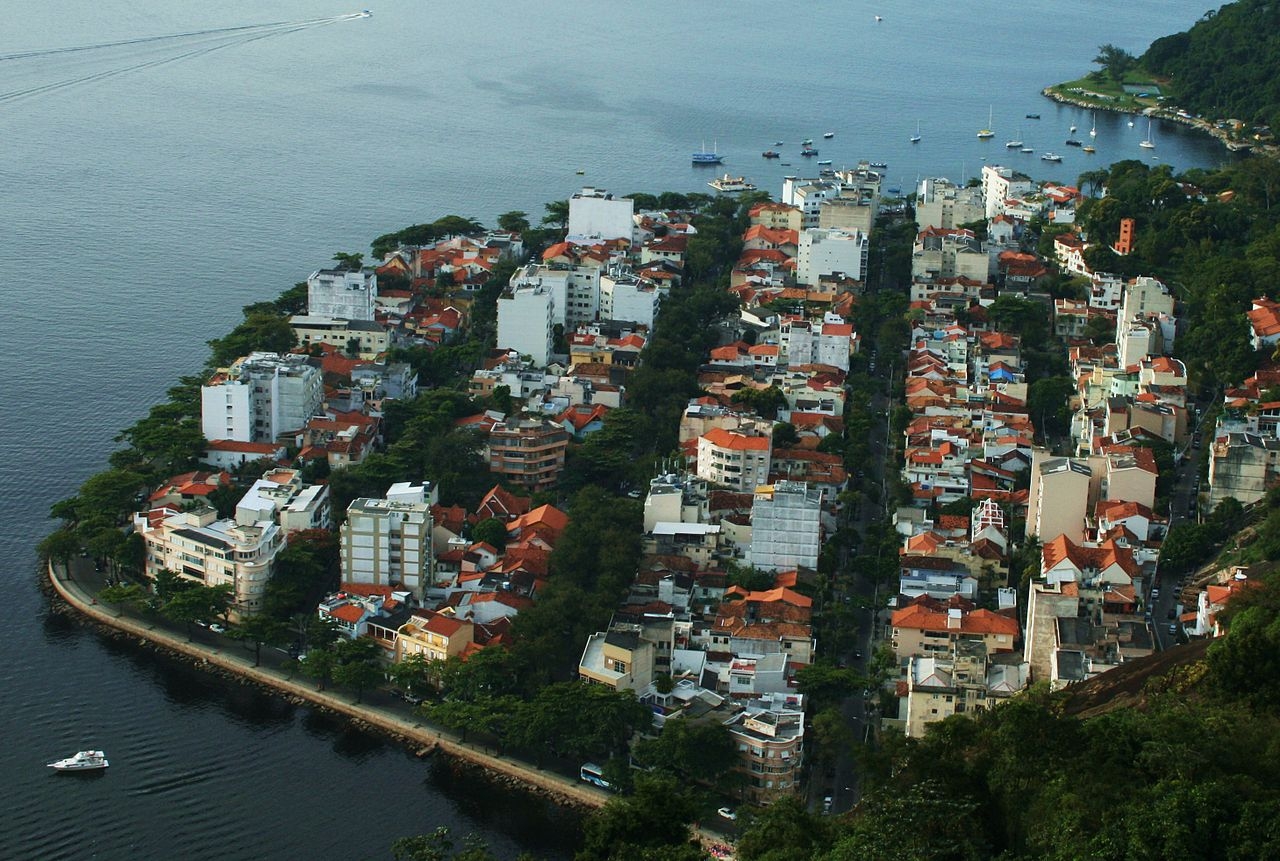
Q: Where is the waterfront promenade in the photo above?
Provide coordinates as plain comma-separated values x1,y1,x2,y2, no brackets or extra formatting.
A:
46,560,608,812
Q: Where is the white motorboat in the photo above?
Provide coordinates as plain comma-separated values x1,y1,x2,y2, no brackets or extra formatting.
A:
48,750,109,772
708,174,758,192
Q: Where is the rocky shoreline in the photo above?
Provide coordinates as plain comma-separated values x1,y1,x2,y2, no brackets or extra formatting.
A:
1041,88,1275,158
44,562,605,815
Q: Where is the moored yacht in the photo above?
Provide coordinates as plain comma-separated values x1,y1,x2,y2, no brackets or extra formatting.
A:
708,174,758,192
48,750,109,772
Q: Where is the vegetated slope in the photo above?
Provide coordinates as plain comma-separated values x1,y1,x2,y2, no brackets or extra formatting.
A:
1142,0,1280,127
1057,637,1210,719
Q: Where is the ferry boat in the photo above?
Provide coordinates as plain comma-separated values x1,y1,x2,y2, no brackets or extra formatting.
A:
48,750,109,772
708,174,758,192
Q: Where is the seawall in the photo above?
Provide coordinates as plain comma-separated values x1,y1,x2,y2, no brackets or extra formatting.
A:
45,561,608,813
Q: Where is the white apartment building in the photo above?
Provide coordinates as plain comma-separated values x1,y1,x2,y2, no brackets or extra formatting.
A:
510,263,601,327
567,187,635,244
749,481,822,572
234,468,330,534
600,270,661,328
340,482,436,600
135,506,283,617
795,228,868,285
696,428,772,492
981,165,1034,219
307,268,377,321
781,177,843,229
496,282,556,367
915,178,986,230
1119,276,1175,326
201,352,324,444
912,229,990,282
779,315,855,371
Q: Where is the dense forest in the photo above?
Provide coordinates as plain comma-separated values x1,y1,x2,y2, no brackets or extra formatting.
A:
1141,0,1280,130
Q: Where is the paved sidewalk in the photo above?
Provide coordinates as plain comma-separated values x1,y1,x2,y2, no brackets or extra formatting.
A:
47,561,608,811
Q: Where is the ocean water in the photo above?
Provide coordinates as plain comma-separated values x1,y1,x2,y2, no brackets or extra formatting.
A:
0,1,1236,857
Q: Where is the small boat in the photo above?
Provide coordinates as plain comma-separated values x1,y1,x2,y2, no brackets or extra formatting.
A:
910,120,921,144
1065,138,1083,147
886,186,902,195
1025,113,1040,119
1021,147,1034,154
817,159,833,165
692,140,723,165
575,169,585,175
48,750,109,772
1069,124,1077,133
708,174,758,192
823,131,835,139
1128,119,1135,127
977,106,994,139
1005,136,1023,148
1089,113,1097,138
779,162,791,166
1139,118,1156,149
762,150,781,159
1082,145,1096,154
801,138,814,146
869,161,887,169
801,146,818,157
774,141,784,146
1041,152,1062,162
874,15,883,21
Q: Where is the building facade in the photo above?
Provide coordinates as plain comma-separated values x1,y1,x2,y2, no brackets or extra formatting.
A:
340,482,435,600
749,481,822,572
201,352,324,444
307,268,377,321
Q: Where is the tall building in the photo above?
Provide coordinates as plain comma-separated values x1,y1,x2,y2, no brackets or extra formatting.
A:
340,482,436,600
134,505,283,617
696,428,772,492
488,418,569,492
509,263,601,327
201,352,323,444
981,165,1033,219
915,177,986,231
1025,452,1091,542
568,187,635,244
600,269,661,327
496,282,555,367
307,268,377,321
749,481,822,572
795,228,868,285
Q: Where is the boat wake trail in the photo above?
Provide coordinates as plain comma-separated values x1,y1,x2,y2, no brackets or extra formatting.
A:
0,13,366,104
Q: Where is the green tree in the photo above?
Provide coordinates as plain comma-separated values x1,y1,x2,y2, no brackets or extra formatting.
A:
99,582,147,611
332,636,385,703
331,251,364,271
576,773,701,861
632,718,738,789
229,614,290,666
542,200,570,231
471,517,508,551
496,211,530,233
37,528,82,568
794,662,863,710
1092,43,1136,81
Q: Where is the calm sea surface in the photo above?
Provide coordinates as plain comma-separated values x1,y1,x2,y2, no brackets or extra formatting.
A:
0,0,1237,857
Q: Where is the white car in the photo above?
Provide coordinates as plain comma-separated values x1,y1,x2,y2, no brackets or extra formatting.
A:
717,807,737,821
209,623,226,634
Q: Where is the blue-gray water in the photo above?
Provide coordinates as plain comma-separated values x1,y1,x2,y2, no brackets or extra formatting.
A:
0,1,1238,857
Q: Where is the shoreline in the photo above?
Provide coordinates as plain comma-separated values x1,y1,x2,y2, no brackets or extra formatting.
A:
1040,88,1272,157
45,559,608,814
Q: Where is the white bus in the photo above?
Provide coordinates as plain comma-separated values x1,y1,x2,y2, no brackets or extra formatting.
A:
579,762,612,789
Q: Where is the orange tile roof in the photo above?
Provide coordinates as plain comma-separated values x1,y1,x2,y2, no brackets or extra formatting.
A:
702,427,770,451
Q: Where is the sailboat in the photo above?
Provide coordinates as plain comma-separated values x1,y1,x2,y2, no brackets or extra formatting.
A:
1005,126,1023,148
1139,118,1155,149
1089,112,1097,138
910,120,921,144
977,107,994,139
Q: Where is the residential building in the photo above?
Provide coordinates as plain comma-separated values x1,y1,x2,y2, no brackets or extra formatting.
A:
496,281,555,367
510,263,601,326
748,481,822,572
889,595,1019,660
234,468,330,533
488,417,569,492
201,352,324,444
795,228,868,285
900,644,1028,738
725,692,806,805
567,187,635,244
307,268,377,321
340,482,436,600
600,269,661,328
135,505,283,617
696,427,773,492
915,177,986,231
579,627,657,692
289,315,390,359
1025,452,1091,542
981,165,1034,219
396,610,474,662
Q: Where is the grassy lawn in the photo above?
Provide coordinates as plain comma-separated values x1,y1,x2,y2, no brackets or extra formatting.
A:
1046,73,1162,112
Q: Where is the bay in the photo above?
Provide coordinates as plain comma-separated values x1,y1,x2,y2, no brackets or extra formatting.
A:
0,0,1237,857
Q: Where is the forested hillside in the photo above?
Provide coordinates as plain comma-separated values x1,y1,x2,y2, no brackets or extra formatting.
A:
1142,0,1280,129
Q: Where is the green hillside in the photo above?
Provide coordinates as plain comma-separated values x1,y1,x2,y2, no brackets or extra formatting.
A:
1142,0,1280,129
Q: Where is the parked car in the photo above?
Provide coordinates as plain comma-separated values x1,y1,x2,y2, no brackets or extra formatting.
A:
209,623,226,634
717,807,737,821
